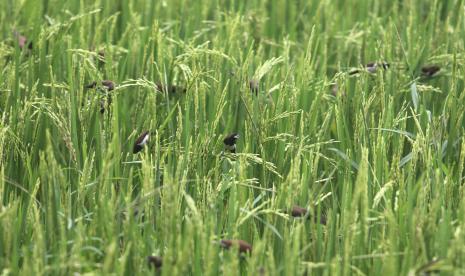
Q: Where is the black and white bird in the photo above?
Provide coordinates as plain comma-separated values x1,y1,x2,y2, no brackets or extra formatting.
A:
85,80,115,91
223,133,240,153
133,131,150,154
366,61,389,73
349,62,390,75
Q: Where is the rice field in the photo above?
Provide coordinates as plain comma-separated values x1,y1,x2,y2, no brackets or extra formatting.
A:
1,0,465,275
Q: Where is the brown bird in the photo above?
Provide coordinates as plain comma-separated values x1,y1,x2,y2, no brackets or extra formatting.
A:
85,80,115,91
101,80,115,91
318,215,327,225
147,255,163,269
290,205,327,225
291,205,308,217
220,239,252,254
156,82,186,94
330,84,339,97
133,131,150,154
421,65,440,78
249,79,259,95
14,31,33,50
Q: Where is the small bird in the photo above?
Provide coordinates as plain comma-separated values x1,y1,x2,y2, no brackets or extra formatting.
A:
101,80,115,91
289,205,327,225
156,82,186,94
330,84,339,97
14,31,33,50
318,215,327,225
99,99,106,114
366,62,389,73
147,255,163,269
223,133,240,153
349,62,389,75
249,79,259,95
133,131,150,154
257,267,266,276
421,65,440,78
85,80,115,91
290,205,308,217
220,239,252,254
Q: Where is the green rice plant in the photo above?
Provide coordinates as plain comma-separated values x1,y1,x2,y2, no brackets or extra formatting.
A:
0,0,465,275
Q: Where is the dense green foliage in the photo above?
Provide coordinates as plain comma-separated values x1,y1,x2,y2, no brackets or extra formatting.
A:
1,0,465,275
